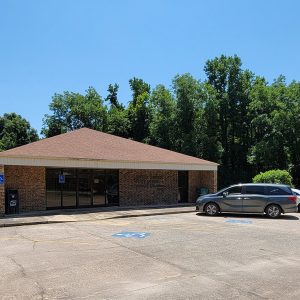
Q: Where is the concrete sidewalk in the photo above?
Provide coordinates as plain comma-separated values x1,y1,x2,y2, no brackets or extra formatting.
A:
0,204,195,228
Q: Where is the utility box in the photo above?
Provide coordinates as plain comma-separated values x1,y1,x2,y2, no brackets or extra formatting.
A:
5,189,19,214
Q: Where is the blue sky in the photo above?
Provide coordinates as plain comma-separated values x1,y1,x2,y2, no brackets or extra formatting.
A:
1,0,299,134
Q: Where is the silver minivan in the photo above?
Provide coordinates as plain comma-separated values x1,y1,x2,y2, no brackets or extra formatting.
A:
196,183,298,218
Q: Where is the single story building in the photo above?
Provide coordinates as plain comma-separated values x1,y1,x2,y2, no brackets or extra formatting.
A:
0,128,218,214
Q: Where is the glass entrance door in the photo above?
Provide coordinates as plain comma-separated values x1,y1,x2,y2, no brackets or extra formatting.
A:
46,169,62,208
78,170,92,207
92,171,106,206
178,171,189,203
62,169,77,207
106,170,119,206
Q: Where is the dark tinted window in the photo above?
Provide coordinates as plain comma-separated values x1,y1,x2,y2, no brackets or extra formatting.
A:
244,185,265,195
266,186,291,195
227,186,242,195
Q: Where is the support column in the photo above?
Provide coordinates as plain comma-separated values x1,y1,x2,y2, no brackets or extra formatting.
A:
188,170,218,202
213,170,218,192
0,165,5,215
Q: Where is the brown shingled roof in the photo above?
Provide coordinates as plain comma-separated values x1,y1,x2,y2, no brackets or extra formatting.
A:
0,128,217,166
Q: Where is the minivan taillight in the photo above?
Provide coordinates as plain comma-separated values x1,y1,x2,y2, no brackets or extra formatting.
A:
288,196,297,202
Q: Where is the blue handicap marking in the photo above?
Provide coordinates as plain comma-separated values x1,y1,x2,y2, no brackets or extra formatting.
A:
58,174,65,184
0,174,4,185
226,219,252,224
112,232,150,239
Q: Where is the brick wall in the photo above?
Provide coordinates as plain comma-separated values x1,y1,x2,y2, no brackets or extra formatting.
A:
119,169,178,206
4,166,46,212
188,170,217,202
0,165,4,215
0,166,217,212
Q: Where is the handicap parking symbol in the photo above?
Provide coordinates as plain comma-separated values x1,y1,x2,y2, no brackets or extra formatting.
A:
112,232,150,239
226,219,252,224
0,174,4,185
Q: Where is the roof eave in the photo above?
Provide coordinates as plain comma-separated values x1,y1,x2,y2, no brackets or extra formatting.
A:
0,155,218,171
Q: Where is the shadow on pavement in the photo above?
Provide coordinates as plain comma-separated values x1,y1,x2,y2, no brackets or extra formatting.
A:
1,204,194,219
196,212,299,221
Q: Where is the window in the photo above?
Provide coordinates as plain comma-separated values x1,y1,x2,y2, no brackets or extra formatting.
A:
46,168,119,209
266,186,291,195
243,185,265,195
226,186,242,195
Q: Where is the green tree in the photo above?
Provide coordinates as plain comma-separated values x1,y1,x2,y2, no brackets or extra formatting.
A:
128,78,151,142
107,107,130,138
129,77,150,105
247,76,291,172
148,84,176,149
172,73,204,156
199,83,223,162
105,83,123,109
204,55,253,186
283,81,300,185
42,87,107,137
0,113,38,151
105,83,130,137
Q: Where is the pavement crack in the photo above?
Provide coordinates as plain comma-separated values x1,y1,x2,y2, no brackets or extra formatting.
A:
9,256,26,278
9,256,46,299
33,280,46,300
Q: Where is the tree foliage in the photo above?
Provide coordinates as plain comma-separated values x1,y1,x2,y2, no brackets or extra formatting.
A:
105,83,123,110
149,84,175,149
41,87,107,137
0,113,38,151
127,78,151,142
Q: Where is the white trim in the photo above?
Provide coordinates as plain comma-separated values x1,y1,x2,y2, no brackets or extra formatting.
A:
0,157,218,171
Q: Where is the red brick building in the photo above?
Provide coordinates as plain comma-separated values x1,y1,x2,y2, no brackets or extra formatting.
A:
0,128,218,214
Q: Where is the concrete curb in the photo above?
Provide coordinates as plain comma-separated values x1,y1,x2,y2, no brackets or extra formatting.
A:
0,208,195,228
104,210,195,220
0,220,75,228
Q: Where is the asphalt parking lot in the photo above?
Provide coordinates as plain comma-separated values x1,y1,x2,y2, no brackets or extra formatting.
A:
0,211,300,300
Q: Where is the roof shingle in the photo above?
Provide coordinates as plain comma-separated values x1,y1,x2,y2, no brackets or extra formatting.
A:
0,128,217,166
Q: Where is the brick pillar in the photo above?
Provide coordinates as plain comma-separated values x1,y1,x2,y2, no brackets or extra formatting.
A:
188,170,218,202
0,165,5,215
213,170,218,192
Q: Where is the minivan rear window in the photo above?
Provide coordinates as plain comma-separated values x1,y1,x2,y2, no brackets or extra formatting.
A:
266,186,291,195
243,185,265,195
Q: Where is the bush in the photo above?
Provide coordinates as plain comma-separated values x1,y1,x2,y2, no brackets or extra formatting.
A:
253,169,293,186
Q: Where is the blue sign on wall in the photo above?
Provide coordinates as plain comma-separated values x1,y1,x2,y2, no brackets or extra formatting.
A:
226,219,252,224
112,232,150,239
58,174,65,184
0,174,4,185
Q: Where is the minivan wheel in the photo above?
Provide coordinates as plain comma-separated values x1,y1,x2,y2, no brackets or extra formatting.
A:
204,203,219,216
265,204,281,218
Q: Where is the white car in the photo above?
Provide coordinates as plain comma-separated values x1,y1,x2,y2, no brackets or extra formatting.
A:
292,188,300,212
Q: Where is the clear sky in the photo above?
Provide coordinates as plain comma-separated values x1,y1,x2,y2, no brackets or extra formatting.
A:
1,0,299,134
